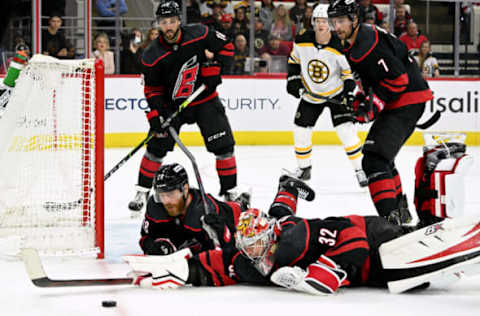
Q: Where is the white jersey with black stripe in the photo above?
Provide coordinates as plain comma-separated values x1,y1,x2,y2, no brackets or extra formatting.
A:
288,30,353,104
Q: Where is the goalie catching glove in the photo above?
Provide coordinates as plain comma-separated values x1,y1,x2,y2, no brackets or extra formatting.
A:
270,255,348,295
352,92,385,123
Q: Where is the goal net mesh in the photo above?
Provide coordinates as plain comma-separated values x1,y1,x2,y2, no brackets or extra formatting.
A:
0,55,103,257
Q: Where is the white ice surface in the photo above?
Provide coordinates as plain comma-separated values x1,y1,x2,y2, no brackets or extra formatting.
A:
3,145,480,316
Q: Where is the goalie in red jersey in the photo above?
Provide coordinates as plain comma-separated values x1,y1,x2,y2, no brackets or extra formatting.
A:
125,173,480,295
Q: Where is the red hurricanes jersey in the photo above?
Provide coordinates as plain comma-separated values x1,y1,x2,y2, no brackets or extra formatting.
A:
141,24,234,111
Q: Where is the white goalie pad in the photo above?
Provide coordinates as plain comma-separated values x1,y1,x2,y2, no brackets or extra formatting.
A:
379,217,480,293
434,155,474,218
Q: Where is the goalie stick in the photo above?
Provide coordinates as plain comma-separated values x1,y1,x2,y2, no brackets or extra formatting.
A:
104,84,206,181
21,248,133,287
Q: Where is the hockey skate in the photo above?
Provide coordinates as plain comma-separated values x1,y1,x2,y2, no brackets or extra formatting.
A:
386,195,412,226
355,169,368,188
128,185,150,217
222,185,252,209
290,166,312,181
279,173,315,202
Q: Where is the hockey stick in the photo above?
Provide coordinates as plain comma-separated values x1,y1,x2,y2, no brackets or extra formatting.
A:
167,126,221,247
301,89,344,106
104,84,206,181
21,248,132,287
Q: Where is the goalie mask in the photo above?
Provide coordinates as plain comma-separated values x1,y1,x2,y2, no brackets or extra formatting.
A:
235,209,279,275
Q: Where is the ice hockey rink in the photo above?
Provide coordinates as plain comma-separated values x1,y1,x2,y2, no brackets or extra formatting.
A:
2,144,480,316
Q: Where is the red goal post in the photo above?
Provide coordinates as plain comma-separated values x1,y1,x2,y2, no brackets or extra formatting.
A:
0,55,104,258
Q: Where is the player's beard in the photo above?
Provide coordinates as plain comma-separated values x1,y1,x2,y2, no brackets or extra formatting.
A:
163,27,180,43
164,196,186,217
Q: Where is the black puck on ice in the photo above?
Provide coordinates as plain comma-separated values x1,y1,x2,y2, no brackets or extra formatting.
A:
102,300,117,308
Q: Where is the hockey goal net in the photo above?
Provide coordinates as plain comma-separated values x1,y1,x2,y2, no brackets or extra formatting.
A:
0,55,104,258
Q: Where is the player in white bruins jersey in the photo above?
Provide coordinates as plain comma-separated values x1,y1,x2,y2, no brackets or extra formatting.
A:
286,4,367,187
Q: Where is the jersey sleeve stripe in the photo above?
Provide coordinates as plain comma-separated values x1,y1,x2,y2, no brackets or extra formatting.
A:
379,81,406,93
348,27,379,63
181,26,209,47
142,51,172,67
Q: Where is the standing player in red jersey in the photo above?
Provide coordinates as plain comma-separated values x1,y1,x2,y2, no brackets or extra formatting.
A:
128,1,238,215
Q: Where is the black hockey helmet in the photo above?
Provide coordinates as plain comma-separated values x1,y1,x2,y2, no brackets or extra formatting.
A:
328,0,359,20
152,163,188,202
156,1,181,19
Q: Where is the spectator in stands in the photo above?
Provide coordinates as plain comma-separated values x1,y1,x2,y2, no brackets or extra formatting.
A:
399,22,428,53
142,28,159,51
200,0,234,18
259,0,275,32
219,13,234,40
93,32,115,74
95,0,128,38
254,17,269,55
186,0,202,23
300,5,314,32
232,6,250,37
358,0,383,26
289,0,307,25
201,2,224,31
414,40,440,78
271,4,294,41
380,20,390,33
42,14,71,59
260,34,291,58
393,5,411,37
232,33,249,74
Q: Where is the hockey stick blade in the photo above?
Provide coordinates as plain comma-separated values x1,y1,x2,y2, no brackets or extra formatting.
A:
21,248,132,287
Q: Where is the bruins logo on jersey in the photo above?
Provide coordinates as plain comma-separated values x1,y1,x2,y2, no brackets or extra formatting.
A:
308,59,329,84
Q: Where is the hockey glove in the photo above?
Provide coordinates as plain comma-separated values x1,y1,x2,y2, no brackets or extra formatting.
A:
286,75,303,99
270,255,348,295
352,93,385,123
200,61,222,91
145,238,178,255
146,109,165,133
201,213,234,249
342,79,356,112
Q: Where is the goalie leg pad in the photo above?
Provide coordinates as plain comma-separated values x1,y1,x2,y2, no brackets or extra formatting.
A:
379,217,480,293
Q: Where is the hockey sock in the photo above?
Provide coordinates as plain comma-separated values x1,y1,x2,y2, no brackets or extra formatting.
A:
216,153,237,195
269,187,298,217
335,122,363,171
363,153,397,218
138,152,163,188
294,125,313,169
391,164,403,199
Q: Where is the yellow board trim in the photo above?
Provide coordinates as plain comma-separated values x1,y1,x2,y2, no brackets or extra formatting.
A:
105,131,480,148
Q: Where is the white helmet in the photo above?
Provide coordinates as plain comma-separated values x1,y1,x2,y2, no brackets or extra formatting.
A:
311,5,329,25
